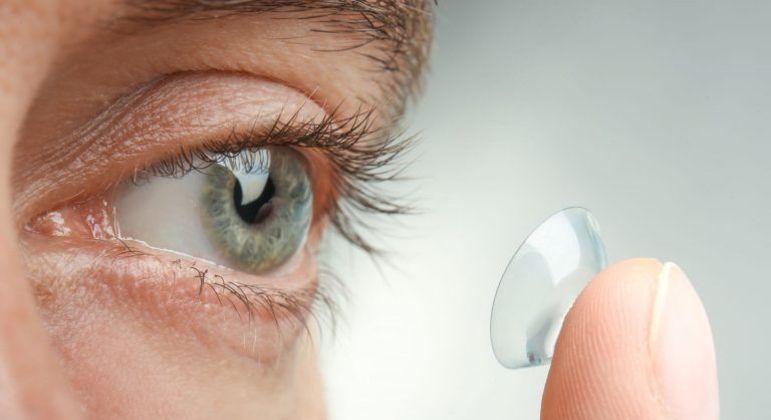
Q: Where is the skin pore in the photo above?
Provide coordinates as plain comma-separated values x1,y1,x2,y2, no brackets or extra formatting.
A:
0,1,432,418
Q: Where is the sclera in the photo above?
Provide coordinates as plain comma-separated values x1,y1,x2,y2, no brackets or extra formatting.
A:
490,207,608,369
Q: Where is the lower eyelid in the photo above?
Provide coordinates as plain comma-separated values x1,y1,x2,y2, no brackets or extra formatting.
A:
22,229,321,362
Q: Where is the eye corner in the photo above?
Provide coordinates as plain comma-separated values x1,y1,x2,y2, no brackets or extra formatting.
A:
25,194,119,241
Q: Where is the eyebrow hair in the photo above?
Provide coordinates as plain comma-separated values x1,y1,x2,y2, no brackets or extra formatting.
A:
124,0,435,119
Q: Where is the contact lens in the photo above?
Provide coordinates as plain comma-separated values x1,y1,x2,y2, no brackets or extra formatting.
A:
490,207,608,369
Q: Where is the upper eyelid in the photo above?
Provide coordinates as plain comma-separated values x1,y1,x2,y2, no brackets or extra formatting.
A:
14,72,336,221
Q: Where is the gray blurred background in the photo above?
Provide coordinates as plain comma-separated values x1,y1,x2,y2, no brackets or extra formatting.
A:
322,1,771,418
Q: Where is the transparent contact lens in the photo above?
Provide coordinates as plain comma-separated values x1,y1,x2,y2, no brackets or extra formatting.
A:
490,207,608,369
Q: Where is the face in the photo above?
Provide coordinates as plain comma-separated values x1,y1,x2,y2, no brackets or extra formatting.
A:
0,1,433,418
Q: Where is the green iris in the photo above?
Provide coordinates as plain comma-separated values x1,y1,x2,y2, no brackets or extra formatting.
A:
201,147,312,274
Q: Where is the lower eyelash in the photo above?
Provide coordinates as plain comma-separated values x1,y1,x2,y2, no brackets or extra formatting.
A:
108,240,340,336
188,265,314,326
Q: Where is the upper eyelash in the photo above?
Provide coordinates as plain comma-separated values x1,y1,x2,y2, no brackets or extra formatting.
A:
137,106,415,255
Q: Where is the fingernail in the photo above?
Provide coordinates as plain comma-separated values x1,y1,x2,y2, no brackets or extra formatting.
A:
649,262,720,420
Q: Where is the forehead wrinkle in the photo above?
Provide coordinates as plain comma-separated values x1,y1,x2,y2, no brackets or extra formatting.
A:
121,0,435,122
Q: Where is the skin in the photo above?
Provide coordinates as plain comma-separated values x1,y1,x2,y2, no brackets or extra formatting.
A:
0,1,719,419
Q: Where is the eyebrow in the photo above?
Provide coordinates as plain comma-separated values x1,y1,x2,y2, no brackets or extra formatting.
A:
124,0,434,116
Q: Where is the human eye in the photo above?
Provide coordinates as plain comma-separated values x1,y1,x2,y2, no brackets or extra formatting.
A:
117,146,312,275
23,73,409,360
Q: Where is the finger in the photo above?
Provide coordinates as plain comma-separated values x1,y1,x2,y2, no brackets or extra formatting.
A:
541,259,719,420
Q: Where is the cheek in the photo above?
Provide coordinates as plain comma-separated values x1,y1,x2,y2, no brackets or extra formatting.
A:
30,254,325,419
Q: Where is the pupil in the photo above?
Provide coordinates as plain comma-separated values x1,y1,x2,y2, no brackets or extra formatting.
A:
233,176,275,224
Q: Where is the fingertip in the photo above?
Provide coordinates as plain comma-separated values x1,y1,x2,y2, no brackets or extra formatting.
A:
542,258,663,420
582,258,664,299
541,258,718,420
